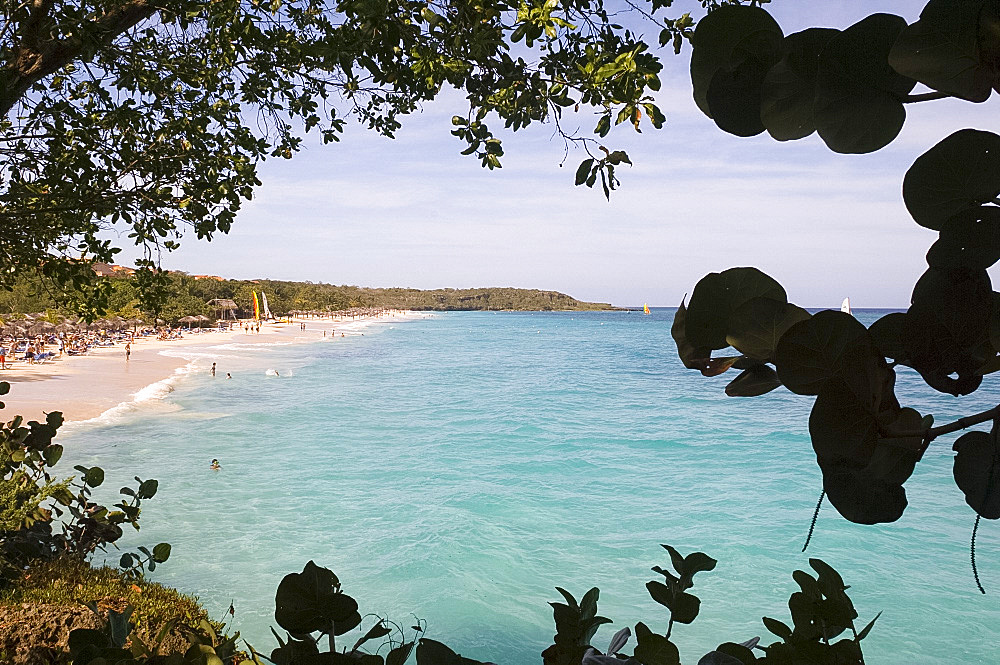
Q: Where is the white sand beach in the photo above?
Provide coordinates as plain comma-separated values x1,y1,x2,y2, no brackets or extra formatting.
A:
1,311,428,423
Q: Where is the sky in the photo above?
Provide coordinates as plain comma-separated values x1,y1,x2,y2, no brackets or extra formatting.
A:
113,1,999,308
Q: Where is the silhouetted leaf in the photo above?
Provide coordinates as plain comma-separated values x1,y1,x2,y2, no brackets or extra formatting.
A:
711,641,757,664
928,207,1000,270
903,129,1000,229
823,465,908,524
868,312,909,361
725,364,782,397
633,622,680,665
275,561,357,635
690,5,783,118
697,651,743,665
416,638,492,665
727,297,811,361
686,268,787,350
907,266,992,395
814,14,915,153
672,300,712,370
761,28,840,140
774,310,868,395
953,431,1000,518
889,0,998,102
761,617,792,640
386,642,414,665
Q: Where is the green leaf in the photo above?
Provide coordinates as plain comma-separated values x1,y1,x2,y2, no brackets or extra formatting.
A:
888,0,998,102
953,431,1000,519
152,542,171,563
575,159,594,186
43,444,63,467
0,381,9,395
774,310,868,395
84,466,105,487
903,129,1000,230
633,622,680,665
697,651,744,665
761,28,840,141
137,478,159,499
813,14,916,153
686,268,787,350
726,297,811,361
725,364,782,397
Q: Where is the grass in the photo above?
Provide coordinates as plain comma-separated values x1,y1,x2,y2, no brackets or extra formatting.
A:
0,555,218,648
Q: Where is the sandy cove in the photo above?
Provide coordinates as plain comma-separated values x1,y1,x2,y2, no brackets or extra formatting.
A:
1,312,426,424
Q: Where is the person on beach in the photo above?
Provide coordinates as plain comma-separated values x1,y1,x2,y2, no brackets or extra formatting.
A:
211,362,216,376
226,373,232,379
210,459,221,470
0,346,6,370
24,345,34,364
125,342,131,361
58,337,64,356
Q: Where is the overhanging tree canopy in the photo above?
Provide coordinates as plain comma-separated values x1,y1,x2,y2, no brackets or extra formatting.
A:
0,0,702,312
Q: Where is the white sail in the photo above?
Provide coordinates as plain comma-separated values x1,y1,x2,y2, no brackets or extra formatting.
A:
841,297,851,315
261,291,273,320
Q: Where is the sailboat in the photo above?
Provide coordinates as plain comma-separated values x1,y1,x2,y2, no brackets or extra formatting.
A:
261,291,273,320
841,297,851,315
643,303,651,315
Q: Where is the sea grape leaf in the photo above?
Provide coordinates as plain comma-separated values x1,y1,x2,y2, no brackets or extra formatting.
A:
710,642,757,664
868,312,908,361
633,622,680,665
813,14,916,153
774,310,867,395
926,207,1000,270
725,364,782,397
888,0,998,102
416,639,492,665
823,465,908,524
685,267,787,350
274,561,358,635
697,651,744,665
809,376,880,466
907,266,992,395
903,129,1000,230
761,27,840,141
690,4,783,117
672,301,712,370
953,430,1000,518
705,28,784,136
726,297,811,361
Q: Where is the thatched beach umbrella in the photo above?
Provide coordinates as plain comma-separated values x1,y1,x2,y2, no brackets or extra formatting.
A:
178,315,198,327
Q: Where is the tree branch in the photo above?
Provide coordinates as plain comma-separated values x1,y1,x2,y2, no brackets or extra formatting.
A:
882,404,1000,441
902,91,952,103
0,0,158,115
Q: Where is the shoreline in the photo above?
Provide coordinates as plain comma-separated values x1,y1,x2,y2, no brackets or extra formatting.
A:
1,311,430,424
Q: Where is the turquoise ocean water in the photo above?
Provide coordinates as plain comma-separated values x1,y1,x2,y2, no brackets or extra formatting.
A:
58,309,998,663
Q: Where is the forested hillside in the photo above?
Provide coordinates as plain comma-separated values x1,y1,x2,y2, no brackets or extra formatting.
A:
0,270,617,322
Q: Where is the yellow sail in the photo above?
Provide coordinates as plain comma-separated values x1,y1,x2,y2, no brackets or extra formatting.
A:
252,291,260,321
643,303,650,315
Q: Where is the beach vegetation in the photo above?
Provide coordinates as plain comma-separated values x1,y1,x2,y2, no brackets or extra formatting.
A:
0,384,169,587
0,0,702,315
671,0,1000,588
55,550,876,665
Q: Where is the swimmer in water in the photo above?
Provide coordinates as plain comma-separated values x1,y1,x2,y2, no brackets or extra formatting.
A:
226,373,231,379
210,459,221,470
